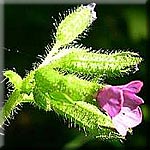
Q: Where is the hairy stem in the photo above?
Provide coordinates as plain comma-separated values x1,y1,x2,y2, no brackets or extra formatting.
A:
0,90,33,127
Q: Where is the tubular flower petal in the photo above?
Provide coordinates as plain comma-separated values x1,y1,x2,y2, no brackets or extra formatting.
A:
96,80,144,136
119,80,143,93
96,85,123,117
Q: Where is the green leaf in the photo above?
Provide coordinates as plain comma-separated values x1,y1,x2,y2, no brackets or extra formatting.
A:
1,70,35,127
0,90,22,127
33,85,52,111
51,100,124,140
34,65,102,108
0,90,34,127
55,3,96,48
21,70,35,94
52,48,142,81
40,3,97,67
4,70,22,89
50,92,73,104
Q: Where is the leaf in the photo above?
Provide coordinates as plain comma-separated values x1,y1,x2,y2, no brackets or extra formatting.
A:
0,89,34,127
34,65,102,106
0,90,23,127
52,48,142,81
51,100,124,140
40,3,97,67
50,92,73,104
21,70,35,94
55,3,96,47
4,70,22,89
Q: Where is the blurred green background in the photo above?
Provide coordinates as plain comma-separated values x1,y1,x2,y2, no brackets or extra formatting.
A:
3,3,149,150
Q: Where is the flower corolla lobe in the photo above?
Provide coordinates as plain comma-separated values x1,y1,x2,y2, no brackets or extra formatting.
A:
96,80,144,136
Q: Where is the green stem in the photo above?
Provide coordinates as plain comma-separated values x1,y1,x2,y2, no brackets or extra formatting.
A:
39,43,61,68
0,90,34,127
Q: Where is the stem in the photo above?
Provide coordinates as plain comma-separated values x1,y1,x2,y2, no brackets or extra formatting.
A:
0,90,34,127
39,43,61,68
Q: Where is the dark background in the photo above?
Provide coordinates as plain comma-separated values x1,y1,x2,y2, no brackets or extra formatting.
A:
2,2,149,150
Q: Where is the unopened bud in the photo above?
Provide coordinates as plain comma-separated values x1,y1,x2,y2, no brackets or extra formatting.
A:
55,3,97,47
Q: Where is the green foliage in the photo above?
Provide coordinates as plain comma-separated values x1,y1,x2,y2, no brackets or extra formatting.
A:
21,71,35,94
34,65,101,105
51,100,124,140
52,47,142,81
0,3,143,142
4,70,22,89
55,4,96,47
40,3,96,67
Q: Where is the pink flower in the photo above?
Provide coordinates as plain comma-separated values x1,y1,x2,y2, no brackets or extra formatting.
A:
96,80,144,136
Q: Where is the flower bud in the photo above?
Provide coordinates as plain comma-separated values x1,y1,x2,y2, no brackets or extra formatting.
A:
55,3,97,47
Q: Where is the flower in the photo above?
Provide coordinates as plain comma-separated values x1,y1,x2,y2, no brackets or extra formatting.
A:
96,80,144,136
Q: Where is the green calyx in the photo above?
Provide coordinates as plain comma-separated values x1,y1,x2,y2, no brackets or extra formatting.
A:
52,47,142,81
